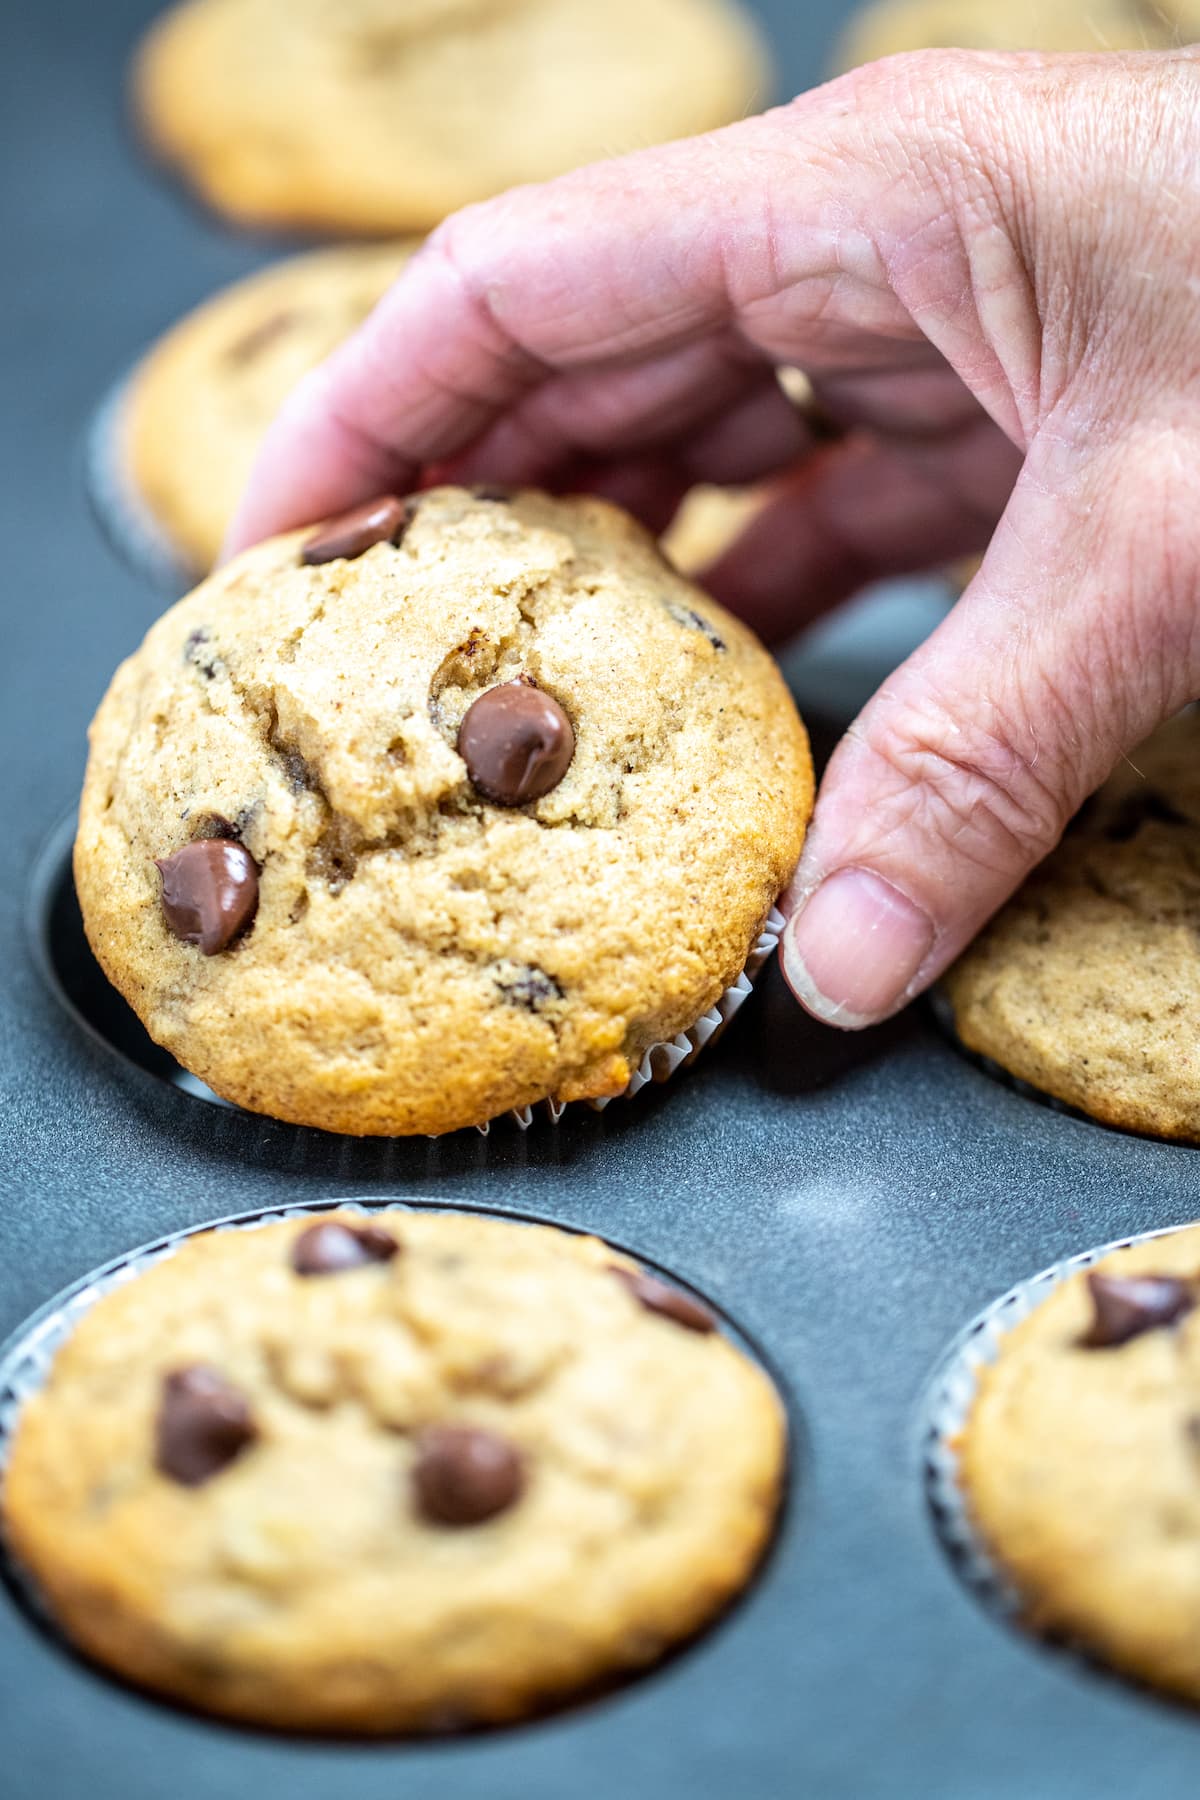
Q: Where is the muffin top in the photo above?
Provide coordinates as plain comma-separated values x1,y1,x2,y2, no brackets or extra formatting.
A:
76,487,811,1135
132,0,769,235
961,1226,1200,1704
3,1209,785,1733
123,241,415,574
944,710,1200,1143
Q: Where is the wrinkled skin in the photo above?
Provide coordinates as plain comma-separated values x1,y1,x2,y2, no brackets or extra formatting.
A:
230,49,1200,1028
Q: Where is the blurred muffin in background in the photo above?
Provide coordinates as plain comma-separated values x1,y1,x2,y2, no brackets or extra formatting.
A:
661,486,765,579
835,0,1193,67
114,242,416,578
103,243,783,588
132,0,771,236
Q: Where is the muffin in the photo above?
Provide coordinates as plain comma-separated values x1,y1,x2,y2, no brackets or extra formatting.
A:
119,241,415,577
75,486,812,1135
961,1225,1200,1703
3,1208,786,1731
943,711,1200,1143
132,0,770,236
835,0,1188,68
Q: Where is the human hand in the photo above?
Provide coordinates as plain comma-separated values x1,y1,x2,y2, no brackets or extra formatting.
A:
228,47,1200,1028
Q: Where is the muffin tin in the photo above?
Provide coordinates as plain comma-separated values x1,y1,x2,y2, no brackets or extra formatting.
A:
5,0,1200,1793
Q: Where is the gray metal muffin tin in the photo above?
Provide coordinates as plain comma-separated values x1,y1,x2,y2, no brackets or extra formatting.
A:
4,1,1199,1793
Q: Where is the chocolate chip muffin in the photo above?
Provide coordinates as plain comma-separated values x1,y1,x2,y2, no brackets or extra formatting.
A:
119,242,415,577
3,1209,786,1732
961,1225,1200,1703
943,711,1200,1143
131,0,769,236
75,487,812,1135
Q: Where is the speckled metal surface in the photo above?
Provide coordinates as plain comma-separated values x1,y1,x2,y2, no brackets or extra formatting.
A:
2,4,1199,1796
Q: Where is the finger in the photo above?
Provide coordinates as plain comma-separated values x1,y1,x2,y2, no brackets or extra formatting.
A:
701,412,1021,641
226,59,996,551
778,432,1198,1027
445,358,813,491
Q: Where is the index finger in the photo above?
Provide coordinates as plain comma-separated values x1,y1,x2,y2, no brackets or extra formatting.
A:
225,58,1000,552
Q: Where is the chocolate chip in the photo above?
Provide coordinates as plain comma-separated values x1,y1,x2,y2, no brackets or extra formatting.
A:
609,1265,716,1334
155,1366,258,1487
226,308,297,365
495,965,563,1012
1082,1272,1195,1347
302,494,416,565
291,1220,399,1275
1102,788,1190,842
664,601,725,652
412,1425,525,1526
184,626,221,680
457,678,575,805
473,485,512,502
155,839,259,954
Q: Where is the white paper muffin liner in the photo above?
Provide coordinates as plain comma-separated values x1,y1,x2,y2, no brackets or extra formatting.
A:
84,371,201,595
920,1221,1192,1647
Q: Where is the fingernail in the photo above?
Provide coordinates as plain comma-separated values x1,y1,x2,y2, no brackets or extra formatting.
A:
781,867,935,1028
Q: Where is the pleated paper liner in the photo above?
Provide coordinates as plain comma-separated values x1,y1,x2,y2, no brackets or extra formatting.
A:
920,1221,1196,1700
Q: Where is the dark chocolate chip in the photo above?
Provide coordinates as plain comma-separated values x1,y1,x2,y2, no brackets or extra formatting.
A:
226,308,297,365
291,1220,399,1276
302,494,415,564
183,626,221,680
495,965,563,1012
155,1366,258,1487
155,839,259,954
609,1264,716,1334
473,485,513,502
1083,1272,1195,1347
663,601,725,651
457,678,575,805
412,1425,525,1526
1102,787,1191,842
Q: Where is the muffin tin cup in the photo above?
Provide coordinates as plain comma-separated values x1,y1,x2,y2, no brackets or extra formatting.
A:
920,1220,1192,1671
0,1195,782,1692
83,370,200,595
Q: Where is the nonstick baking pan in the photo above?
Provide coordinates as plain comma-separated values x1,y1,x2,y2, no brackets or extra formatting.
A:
4,3,1200,1796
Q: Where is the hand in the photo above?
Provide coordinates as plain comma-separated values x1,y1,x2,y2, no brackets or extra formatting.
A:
229,47,1200,1028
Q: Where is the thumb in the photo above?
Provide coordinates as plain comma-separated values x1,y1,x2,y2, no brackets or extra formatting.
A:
780,437,1198,1027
